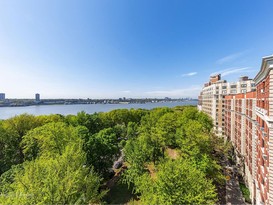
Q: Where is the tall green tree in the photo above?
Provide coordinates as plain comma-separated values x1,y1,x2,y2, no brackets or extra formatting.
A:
86,128,120,177
0,144,104,204
21,122,83,160
123,138,149,187
0,122,105,204
0,114,43,174
138,159,217,205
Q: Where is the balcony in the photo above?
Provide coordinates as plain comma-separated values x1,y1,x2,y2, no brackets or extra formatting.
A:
256,107,267,116
261,165,265,175
261,147,265,154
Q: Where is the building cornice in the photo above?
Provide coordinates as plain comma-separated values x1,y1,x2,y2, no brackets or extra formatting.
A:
254,55,273,85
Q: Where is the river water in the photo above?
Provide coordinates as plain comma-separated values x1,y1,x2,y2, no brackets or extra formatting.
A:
0,101,198,119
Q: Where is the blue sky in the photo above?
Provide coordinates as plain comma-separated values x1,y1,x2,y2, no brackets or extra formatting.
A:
1,0,273,99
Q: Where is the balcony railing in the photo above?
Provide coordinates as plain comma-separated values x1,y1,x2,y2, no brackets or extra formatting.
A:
261,165,265,175
261,147,265,154
256,107,268,116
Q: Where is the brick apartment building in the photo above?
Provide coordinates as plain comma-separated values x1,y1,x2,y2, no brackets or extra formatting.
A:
224,92,257,202
253,55,273,204
199,54,273,204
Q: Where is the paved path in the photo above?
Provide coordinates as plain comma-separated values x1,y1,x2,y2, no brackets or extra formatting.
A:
226,174,245,205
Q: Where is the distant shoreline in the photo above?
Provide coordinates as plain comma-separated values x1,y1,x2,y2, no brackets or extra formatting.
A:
0,99,197,108
0,101,198,120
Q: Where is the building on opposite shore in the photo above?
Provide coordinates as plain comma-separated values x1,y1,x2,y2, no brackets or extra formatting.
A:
35,93,40,102
0,93,5,100
199,74,255,135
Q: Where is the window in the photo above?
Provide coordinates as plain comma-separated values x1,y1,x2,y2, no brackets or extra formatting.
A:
241,84,247,88
230,85,237,88
251,83,255,87
241,89,247,93
222,86,227,89
231,90,237,94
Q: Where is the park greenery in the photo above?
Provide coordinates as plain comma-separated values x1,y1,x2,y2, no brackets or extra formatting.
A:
0,106,229,204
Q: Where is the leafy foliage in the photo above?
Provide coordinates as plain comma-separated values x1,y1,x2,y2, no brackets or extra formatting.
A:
138,159,217,205
86,127,120,177
0,114,44,174
0,122,104,204
22,122,83,159
0,147,103,204
122,107,221,203
0,106,223,204
239,182,251,203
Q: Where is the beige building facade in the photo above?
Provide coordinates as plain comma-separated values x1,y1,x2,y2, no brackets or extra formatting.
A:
199,74,255,135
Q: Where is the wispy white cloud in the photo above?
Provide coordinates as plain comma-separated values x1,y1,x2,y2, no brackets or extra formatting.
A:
181,72,197,77
211,67,253,77
145,86,201,98
121,90,131,93
216,51,248,65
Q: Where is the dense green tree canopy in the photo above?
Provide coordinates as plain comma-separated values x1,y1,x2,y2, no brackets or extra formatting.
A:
0,122,104,204
0,146,103,204
137,159,217,205
122,107,222,203
0,106,225,204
